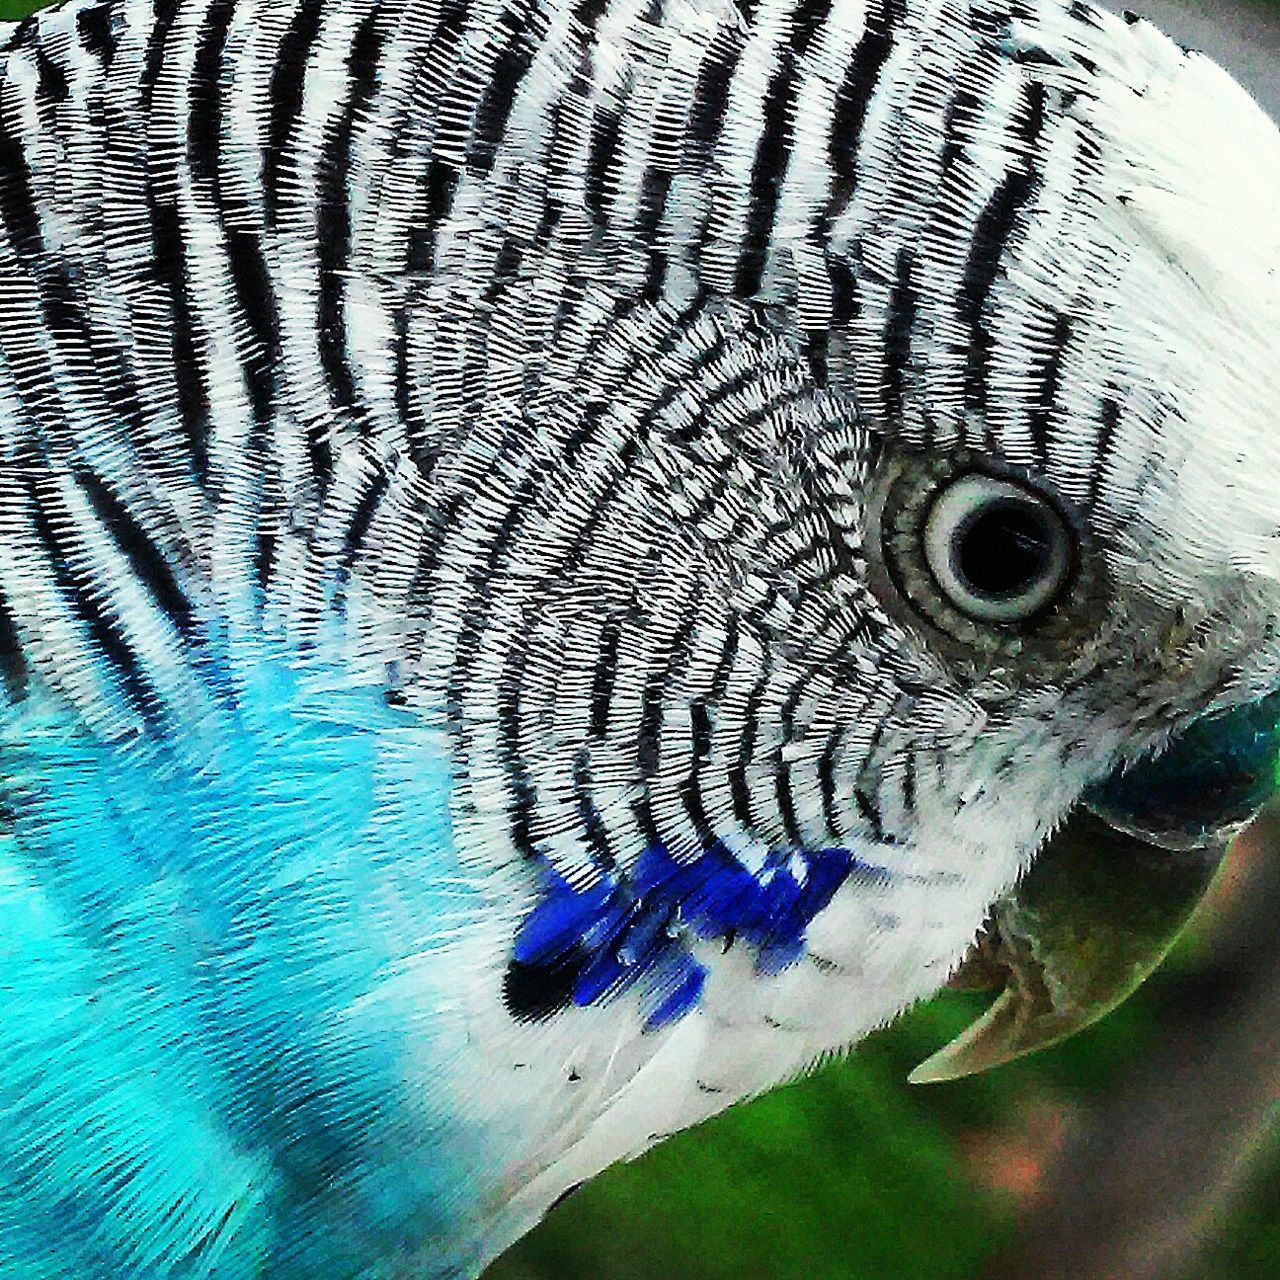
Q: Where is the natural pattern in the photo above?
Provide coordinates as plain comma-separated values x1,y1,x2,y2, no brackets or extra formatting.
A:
2,0,1280,1276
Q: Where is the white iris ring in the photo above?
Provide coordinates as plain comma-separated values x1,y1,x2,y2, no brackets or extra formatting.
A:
923,474,1072,624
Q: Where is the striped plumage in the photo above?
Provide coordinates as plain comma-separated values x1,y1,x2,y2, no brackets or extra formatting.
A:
2,0,1280,1275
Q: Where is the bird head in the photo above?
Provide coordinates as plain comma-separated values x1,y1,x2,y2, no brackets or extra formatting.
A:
330,0,1280,1219
413,0,1280,1114
847,1,1280,1079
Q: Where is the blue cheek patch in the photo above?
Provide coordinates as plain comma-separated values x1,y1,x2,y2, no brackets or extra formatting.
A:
507,842,869,1031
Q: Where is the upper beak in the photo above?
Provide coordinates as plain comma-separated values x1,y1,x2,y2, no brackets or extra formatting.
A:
909,691,1280,1085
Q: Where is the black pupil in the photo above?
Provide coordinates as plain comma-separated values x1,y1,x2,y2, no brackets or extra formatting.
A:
954,499,1052,599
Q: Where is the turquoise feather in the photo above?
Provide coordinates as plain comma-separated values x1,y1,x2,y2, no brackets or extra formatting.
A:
0,637,490,1278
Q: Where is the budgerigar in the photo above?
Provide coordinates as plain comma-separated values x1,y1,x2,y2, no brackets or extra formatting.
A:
2,0,1280,1275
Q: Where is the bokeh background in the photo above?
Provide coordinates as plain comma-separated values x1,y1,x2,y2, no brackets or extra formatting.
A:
2,0,1279,1276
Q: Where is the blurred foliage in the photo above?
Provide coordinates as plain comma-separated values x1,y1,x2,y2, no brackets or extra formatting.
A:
1190,1141,1280,1280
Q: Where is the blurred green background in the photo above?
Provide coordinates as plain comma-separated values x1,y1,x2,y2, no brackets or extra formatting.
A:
3,0,1280,1276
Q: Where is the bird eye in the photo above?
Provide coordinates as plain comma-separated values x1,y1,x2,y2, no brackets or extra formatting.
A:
922,474,1072,624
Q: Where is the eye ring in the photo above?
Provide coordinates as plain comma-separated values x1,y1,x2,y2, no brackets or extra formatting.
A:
923,474,1072,624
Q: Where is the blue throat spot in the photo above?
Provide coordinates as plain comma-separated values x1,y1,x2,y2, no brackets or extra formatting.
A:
503,842,872,1030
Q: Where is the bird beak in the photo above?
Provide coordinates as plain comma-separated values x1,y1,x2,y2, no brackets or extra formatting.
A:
909,692,1280,1085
